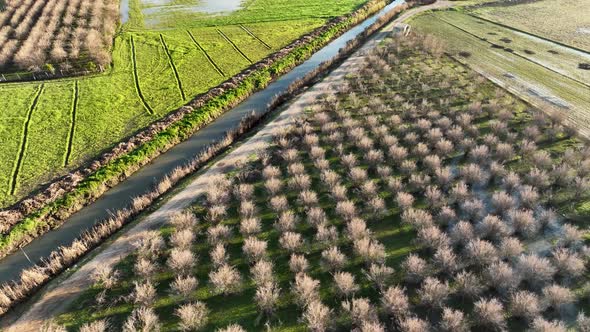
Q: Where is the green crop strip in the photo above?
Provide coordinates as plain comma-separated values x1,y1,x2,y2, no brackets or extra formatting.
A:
159,34,186,101
9,84,44,196
187,30,226,78
240,24,272,50
64,81,79,167
130,36,154,115
217,29,254,64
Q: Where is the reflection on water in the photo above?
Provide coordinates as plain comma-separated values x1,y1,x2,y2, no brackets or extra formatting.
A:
143,0,242,13
120,0,130,23
120,0,243,25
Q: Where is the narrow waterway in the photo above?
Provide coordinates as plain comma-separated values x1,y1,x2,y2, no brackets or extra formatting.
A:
0,0,405,283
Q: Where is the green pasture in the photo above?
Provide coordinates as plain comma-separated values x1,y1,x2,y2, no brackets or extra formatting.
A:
0,0,363,208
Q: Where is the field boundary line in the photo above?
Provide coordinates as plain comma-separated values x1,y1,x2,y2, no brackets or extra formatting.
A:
159,34,186,101
130,36,154,115
466,12,590,57
186,30,226,77
433,14,590,90
217,28,253,63
64,81,79,167
9,84,45,196
239,24,272,50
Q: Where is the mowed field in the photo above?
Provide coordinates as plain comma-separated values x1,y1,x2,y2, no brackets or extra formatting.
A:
0,0,367,208
410,10,590,138
473,0,590,53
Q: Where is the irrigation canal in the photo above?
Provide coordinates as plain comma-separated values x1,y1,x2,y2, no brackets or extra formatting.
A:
0,0,405,283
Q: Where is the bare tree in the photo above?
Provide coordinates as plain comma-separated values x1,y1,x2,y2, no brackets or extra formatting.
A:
509,290,541,321
439,307,469,332
209,265,242,295
333,272,359,298
473,298,506,331
175,302,209,331
302,300,332,332
417,276,450,309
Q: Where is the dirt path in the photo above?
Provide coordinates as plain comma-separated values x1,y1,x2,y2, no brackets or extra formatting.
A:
1,2,451,330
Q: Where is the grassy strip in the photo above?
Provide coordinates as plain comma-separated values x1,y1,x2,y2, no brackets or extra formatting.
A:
0,0,398,259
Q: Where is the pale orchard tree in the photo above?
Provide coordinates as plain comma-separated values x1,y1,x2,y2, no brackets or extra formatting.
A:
464,239,498,267
167,248,196,275
509,290,541,321
279,232,304,253
123,307,161,332
552,248,585,279
175,302,209,331
254,282,281,317
418,276,450,309
289,254,309,274
250,260,275,285
333,271,360,298
433,246,458,274
216,324,246,332
242,237,268,263
542,284,574,312
302,301,332,332
210,244,228,268
79,320,109,332
485,261,521,294
399,316,430,332
516,254,556,287
529,318,566,332
292,273,320,308
209,265,242,295
132,280,156,307
364,263,394,290
439,307,469,332
498,237,524,261
473,298,506,331
341,297,378,327
454,270,486,299
402,254,429,283
381,285,410,319
321,246,347,271
171,275,198,301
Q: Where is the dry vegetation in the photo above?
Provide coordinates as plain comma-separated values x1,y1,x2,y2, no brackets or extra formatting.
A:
0,0,117,73
50,33,590,331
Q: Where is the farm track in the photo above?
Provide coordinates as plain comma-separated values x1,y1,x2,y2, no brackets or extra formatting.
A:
435,15,590,90
240,24,273,50
217,28,254,64
186,30,226,78
130,36,154,115
63,81,78,167
159,34,186,102
9,84,44,196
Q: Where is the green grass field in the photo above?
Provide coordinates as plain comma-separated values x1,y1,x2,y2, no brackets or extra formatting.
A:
0,0,365,208
472,0,590,53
